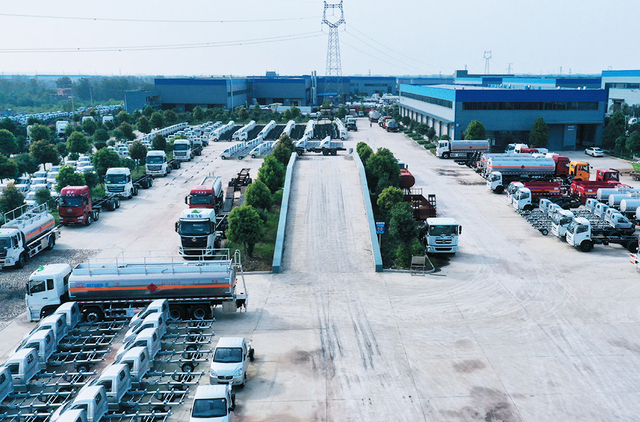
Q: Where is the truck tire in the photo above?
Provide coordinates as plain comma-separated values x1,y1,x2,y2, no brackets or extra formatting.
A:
93,211,100,221
16,253,26,269
181,362,195,373
169,305,187,321
106,201,115,211
239,374,246,389
580,240,594,252
443,152,450,159
85,214,92,226
76,363,90,373
494,186,504,194
133,187,138,196
46,234,56,250
189,305,210,320
523,204,534,212
540,228,549,236
627,241,639,253
248,348,255,362
221,156,226,160
115,198,121,209
83,307,104,323
148,178,153,187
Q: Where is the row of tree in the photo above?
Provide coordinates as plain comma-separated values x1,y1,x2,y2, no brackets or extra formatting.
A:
601,110,640,155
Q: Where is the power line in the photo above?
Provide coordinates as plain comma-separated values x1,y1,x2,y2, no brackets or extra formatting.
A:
340,39,418,73
0,12,320,24
0,31,325,53
343,30,425,73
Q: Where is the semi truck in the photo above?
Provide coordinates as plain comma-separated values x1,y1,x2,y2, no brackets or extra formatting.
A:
105,167,153,199
185,176,224,212
0,203,60,269
26,251,248,322
173,139,193,161
59,186,120,226
145,150,172,177
419,217,462,254
565,217,637,252
436,139,490,159
176,208,225,257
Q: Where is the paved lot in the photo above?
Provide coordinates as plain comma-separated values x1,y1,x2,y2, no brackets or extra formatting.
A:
3,120,640,421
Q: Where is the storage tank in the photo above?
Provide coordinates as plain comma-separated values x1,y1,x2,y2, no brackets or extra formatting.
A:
486,156,555,175
399,168,415,189
597,187,638,201
608,193,638,208
620,199,640,214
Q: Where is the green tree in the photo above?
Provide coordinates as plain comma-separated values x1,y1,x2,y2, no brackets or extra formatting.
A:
34,187,54,210
67,132,91,155
13,153,39,175
0,129,18,156
56,142,68,158
283,109,292,120
257,155,285,193
626,131,640,154
464,120,486,140
143,105,154,117
290,105,301,119
389,202,417,244
356,142,373,164
245,179,272,210
82,118,98,136
0,155,19,181
30,140,59,166
272,135,295,166
119,122,136,141
0,183,25,214
28,124,51,143
0,117,18,135
150,112,164,129
377,186,404,216
56,76,73,88
226,205,263,256
440,134,451,140
129,141,147,164
132,109,142,121
93,128,110,144
336,106,347,119
112,128,126,142
137,116,151,134
401,116,411,126
193,106,204,122
83,170,100,189
64,124,76,138
602,110,626,150
151,134,167,151
56,165,85,191
426,127,436,140
529,117,550,148
365,148,400,194
235,106,249,121
93,148,121,176
116,110,131,125
164,110,178,125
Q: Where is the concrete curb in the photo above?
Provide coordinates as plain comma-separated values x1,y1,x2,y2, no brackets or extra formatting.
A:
272,152,297,273
352,151,383,272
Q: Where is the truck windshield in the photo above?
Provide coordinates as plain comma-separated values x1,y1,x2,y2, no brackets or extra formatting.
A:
566,221,577,233
174,144,188,151
0,236,11,249
192,398,227,418
190,194,213,205
60,196,83,207
28,279,46,295
146,156,164,164
490,174,500,182
179,221,211,236
429,225,458,236
213,347,242,363
106,175,127,184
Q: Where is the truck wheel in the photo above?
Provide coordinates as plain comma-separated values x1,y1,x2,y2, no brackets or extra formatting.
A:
443,152,450,159
46,235,56,250
181,362,195,373
627,241,638,253
115,199,120,208
133,187,138,196
580,240,594,252
540,228,549,236
148,178,153,187
85,214,92,226
251,154,257,158
189,305,210,320
93,211,100,221
76,363,90,373
248,348,255,362
16,253,26,269
494,186,504,194
221,156,226,160
331,150,337,156
106,201,115,211
239,374,246,389
169,305,187,321
523,204,534,212
83,307,104,323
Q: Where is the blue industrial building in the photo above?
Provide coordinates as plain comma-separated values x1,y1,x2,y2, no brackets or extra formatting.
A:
399,84,607,151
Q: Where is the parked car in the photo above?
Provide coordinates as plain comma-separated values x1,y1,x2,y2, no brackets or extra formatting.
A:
585,147,604,157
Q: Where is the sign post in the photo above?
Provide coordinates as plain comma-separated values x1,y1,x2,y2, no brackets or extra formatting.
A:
375,222,385,246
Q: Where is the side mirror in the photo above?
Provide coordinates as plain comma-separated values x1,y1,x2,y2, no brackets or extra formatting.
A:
459,226,462,234
184,196,188,205
174,222,179,233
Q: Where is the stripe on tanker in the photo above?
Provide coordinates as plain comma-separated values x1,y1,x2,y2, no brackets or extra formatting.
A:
70,281,235,292
25,220,54,240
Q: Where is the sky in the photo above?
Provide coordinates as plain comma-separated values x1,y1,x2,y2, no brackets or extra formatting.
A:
0,0,637,77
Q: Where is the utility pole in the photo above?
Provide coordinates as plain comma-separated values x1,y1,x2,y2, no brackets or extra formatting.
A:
323,1,345,104
507,63,513,74
484,51,492,74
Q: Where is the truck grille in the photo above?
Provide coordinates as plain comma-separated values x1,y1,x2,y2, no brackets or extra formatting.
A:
107,186,124,192
435,238,452,244
148,165,162,171
0,249,6,258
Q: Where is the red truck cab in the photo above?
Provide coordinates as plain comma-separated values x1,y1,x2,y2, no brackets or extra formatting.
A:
596,169,620,182
59,186,94,226
550,155,570,177
186,186,216,209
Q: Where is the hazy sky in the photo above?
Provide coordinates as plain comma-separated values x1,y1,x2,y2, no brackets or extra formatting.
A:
0,0,637,77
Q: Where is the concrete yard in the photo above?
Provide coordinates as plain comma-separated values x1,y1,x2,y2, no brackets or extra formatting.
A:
3,120,640,421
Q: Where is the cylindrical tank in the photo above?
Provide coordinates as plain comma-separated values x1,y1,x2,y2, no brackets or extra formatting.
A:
608,194,635,207
487,157,555,174
399,169,415,189
2,211,55,244
621,199,640,214
598,187,640,201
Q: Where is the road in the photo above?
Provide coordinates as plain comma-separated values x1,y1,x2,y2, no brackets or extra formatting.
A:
4,120,640,421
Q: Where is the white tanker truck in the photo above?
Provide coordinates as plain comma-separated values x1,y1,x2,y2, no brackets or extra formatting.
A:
26,250,248,322
0,203,60,269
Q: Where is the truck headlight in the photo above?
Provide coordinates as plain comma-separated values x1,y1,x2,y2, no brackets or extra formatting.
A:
234,367,243,377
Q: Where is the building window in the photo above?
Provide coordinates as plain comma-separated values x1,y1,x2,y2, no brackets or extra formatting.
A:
401,92,453,109
462,101,598,111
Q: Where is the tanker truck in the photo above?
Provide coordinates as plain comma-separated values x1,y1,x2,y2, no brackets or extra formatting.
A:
0,203,60,269
185,175,224,212
436,139,490,159
26,250,248,322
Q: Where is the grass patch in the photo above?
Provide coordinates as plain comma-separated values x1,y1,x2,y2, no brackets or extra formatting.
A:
131,166,146,179
91,185,106,199
429,146,436,154
633,162,640,172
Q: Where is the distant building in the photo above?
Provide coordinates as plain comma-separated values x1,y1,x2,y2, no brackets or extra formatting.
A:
399,84,607,151
601,70,640,113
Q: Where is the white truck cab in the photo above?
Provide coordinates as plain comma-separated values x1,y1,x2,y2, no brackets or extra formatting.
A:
93,363,132,406
22,313,68,346
17,328,56,370
26,263,72,322
55,409,87,422
123,312,167,345
129,299,170,330
190,384,235,422
105,167,137,199
54,301,81,329
116,327,161,361
209,337,254,387
486,171,504,193
594,202,610,219
176,208,221,257
420,218,462,254
512,187,533,211
6,348,40,389
173,139,193,162
0,366,14,403
117,346,151,384
50,386,108,422
145,150,170,177
550,210,575,238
